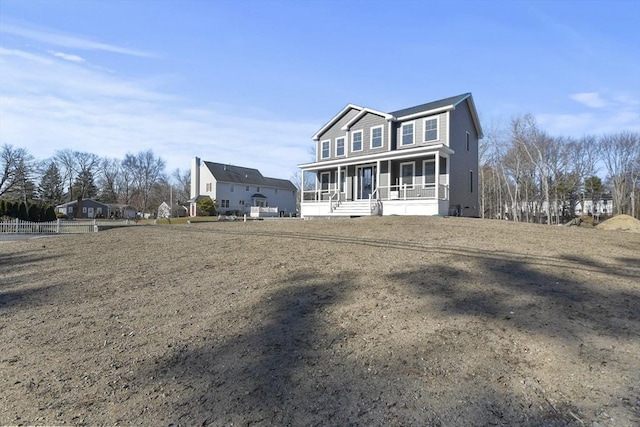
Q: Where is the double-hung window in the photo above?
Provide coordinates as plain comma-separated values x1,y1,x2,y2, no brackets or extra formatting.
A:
320,172,330,191
400,162,414,188
424,118,438,142
370,126,383,148
401,122,414,146
352,130,363,152
423,159,436,188
336,137,345,156
321,140,330,159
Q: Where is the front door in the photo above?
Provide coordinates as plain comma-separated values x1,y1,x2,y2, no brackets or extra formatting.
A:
357,166,376,199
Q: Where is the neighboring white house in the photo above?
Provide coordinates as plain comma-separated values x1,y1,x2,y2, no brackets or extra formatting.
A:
189,157,297,217
158,201,188,218
298,93,483,217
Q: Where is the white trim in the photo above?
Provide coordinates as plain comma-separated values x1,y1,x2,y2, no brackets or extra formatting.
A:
351,129,364,152
394,105,453,121
341,107,393,131
312,104,363,141
320,139,331,159
399,161,415,187
423,117,439,142
298,143,454,170
422,158,436,187
320,171,331,192
400,121,415,146
335,136,346,157
370,125,384,149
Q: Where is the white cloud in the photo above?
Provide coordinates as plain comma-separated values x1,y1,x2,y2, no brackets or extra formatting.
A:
0,21,155,58
0,45,315,180
50,51,85,63
569,92,608,108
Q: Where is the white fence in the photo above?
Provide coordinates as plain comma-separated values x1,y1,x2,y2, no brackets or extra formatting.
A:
0,218,135,234
250,207,279,218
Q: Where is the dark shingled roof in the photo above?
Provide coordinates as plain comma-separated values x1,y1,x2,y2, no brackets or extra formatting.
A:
203,161,296,191
390,93,470,118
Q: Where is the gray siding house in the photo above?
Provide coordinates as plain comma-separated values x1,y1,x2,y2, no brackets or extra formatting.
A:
56,197,109,219
298,93,483,217
189,157,297,217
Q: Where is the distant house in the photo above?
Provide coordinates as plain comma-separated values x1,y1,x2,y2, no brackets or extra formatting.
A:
158,201,188,218
298,93,483,217
189,157,297,217
106,204,137,219
56,197,108,219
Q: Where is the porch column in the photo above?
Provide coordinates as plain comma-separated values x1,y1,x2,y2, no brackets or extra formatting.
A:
435,154,440,200
376,160,381,199
300,169,304,206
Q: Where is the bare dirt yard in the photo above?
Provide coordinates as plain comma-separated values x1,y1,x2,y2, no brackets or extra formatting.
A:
1,216,639,426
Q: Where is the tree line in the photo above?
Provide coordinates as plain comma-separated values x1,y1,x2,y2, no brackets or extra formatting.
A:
480,114,639,223
0,146,191,219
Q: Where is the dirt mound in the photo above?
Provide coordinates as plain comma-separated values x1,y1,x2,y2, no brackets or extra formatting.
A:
596,214,640,233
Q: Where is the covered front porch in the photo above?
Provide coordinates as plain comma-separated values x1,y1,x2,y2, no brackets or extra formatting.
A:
299,145,452,217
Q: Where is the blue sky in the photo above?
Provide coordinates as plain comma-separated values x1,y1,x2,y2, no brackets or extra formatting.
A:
1,0,639,180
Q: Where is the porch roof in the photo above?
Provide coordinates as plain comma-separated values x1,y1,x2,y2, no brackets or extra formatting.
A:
298,143,454,171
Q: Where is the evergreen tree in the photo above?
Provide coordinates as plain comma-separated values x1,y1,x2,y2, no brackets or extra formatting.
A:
28,203,40,222
18,201,28,220
39,162,65,206
44,205,56,221
71,169,98,199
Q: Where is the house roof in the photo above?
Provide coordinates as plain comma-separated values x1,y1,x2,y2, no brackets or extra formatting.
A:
390,93,471,118
55,198,108,208
312,93,483,141
203,161,297,191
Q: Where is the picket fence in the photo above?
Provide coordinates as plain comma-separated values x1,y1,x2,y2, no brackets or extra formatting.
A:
0,218,135,235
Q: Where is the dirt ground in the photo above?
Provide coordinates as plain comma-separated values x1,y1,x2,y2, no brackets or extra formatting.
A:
1,216,639,426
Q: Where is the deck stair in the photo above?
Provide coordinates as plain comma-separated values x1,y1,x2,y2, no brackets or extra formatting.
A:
331,200,374,217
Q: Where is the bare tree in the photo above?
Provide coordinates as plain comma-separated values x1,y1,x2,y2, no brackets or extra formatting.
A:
600,131,640,215
0,144,34,199
54,149,77,201
97,157,121,203
172,168,191,204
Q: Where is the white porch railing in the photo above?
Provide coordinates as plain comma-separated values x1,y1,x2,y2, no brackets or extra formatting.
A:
250,207,279,218
302,184,448,203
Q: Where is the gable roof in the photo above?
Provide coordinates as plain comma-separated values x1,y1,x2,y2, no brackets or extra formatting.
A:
341,107,393,131
312,104,363,141
313,93,483,140
203,161,296,191
390,93,471,118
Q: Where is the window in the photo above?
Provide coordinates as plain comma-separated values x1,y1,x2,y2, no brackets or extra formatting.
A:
220,200,230,208
320,172,330,191
239,200,245,206
469,171,474,193
466,131,470,151
340,170,346,192
401,122,414,146
321,140,330,159
336,137,345,156
400,162,414,187
257,187,260,192
275,189,278,194
206,183,212,192
371,126,383,148
352,130,363,151
423,159,436,187
230,184,234,192
246,186,249,191
424,118,438,142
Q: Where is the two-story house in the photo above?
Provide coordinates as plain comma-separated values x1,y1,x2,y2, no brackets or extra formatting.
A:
189,157,297,217
298,93,483,217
